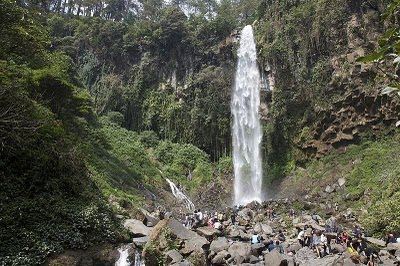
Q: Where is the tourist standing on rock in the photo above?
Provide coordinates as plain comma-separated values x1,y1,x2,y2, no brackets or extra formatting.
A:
265,209,271,219
231,210,236,225
251,231,260,244
297,228,305,247
320,232,330,256
312,230,321,258
312,213,319,224
305,225,313,247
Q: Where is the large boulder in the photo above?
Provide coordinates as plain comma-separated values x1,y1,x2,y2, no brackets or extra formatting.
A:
366,237,386,247
124,219,152,237
210,237,231,253
211,250,229,265
228,242,251,263
261,223,274,235
295,247,317,264
251,243,265,256
264,249,288,266
387,243,400,253
196,226,221,240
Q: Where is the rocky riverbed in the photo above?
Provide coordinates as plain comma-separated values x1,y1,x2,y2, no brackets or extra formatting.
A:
46,198,400,266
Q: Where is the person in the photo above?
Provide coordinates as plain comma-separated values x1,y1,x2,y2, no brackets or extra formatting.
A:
208,217,214,228
353,225,362,237
312,231,321,258
305,226,313,247
341,232,349,244
289,208,295,218
214,220,222,230
312,213,319,224
197,209,203,221
320,232,329,256
386,233,396,245
297,229,305,247
347,239,358,255
231,210,236,225
266,209,272,219
325,225,332,233
218,212,224,222
268,240,276,252
276,240,284,254
251,233,260,244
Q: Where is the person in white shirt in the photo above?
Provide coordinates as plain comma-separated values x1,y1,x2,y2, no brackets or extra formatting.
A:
298,229,305,247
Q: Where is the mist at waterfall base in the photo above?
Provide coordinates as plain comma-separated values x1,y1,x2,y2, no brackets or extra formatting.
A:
232,25,264,206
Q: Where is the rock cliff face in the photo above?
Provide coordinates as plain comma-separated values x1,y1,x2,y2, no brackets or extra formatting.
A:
257,3,399,162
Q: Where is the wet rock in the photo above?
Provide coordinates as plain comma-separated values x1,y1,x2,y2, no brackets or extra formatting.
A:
166,250,183,264
124,219,152,237
210,237,231,253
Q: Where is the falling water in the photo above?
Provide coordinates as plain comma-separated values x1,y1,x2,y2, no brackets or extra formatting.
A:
232,25,263,205
115,245,145,266
165,178,195,211
115,245,130,266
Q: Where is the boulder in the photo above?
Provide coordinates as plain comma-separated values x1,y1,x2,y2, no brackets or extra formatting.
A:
286,243,302,253
166,250,183,264
166,219,208,254
140,208,160,227
338,178,346,187
228,242,251,263
210,237,231,253
187,248,207,265
264,249,288,266
251,243,265,256
366,237,386,247
171,260,194,266
295,247,317,264
325,185,335,193
250,255,261,263
211,250,229,265
132,236,148,248
196,226,220,240
331,243,346,254
387,243,400,253
124,219,152,237
261,224,274,235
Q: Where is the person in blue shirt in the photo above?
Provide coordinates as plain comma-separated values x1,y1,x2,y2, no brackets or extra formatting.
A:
267,240,276,252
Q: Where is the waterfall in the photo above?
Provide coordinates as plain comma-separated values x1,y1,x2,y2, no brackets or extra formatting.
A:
165,178,195,211
115,245,130,266
232,25,263,205
115,245,145,266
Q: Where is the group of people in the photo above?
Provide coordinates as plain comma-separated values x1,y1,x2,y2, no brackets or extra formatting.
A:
184,208,234,232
